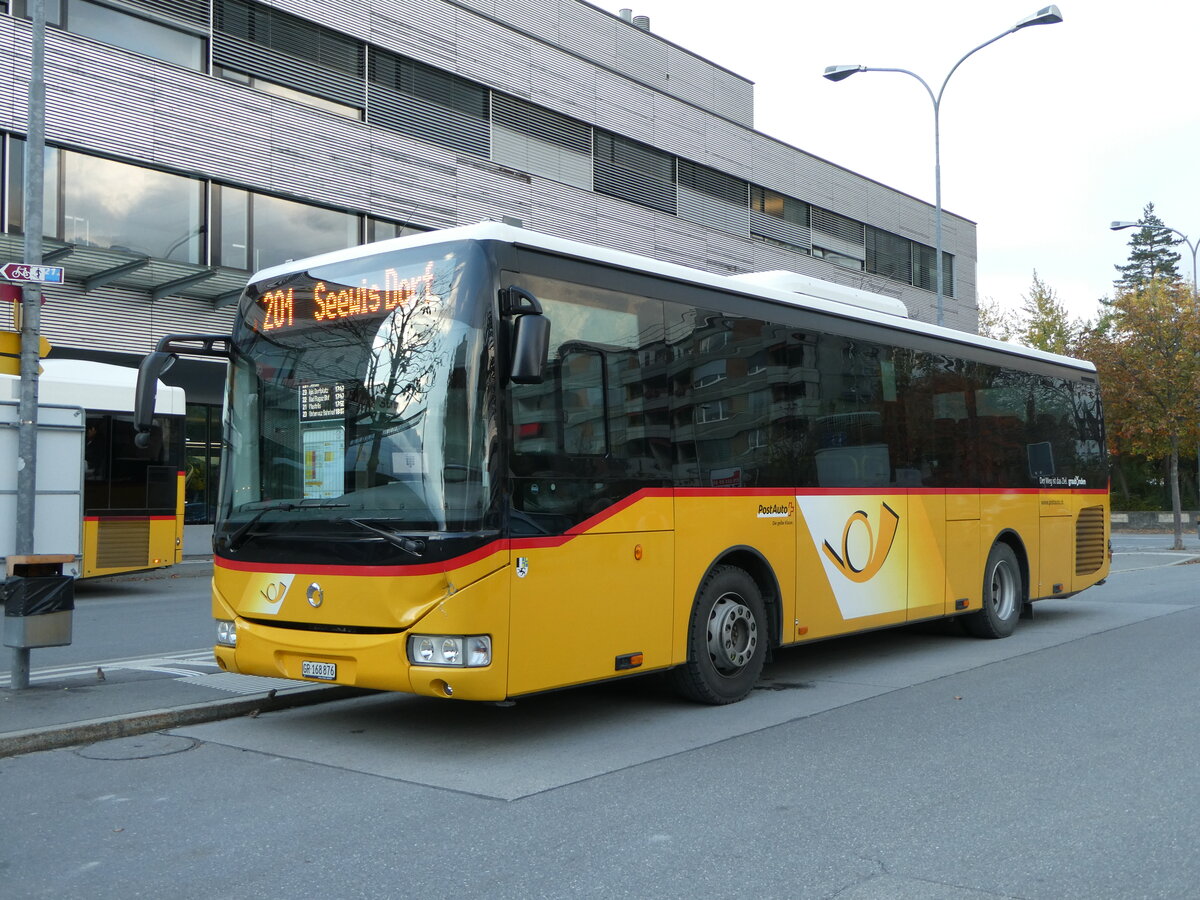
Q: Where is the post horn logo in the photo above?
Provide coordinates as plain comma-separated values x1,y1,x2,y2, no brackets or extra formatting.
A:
822,502,900,583
259,581,286,604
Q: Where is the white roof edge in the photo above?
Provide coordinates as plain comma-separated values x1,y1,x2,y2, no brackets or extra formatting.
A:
250,222,1096,373
29,358,186,414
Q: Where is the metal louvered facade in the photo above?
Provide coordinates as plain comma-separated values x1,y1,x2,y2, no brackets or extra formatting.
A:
134,0,210,27
1,0,979,386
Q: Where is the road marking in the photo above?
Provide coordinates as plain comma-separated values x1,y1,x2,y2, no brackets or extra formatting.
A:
0,649,217,687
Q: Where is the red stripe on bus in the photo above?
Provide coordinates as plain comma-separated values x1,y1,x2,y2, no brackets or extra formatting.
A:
214,485,1107,578
565,487,673,535
85,515,179,521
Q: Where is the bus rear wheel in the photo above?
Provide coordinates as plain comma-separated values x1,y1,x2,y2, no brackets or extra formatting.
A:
671,565,767,704
963,542,1023,639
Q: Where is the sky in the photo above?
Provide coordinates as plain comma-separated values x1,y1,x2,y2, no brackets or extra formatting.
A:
605,0,1200,321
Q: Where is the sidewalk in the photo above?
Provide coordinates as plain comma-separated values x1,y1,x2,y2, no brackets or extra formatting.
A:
1,552,364,758
0,665,360,758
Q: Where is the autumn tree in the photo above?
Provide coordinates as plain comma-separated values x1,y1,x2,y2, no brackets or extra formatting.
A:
978,272,1086,355
1113,202,1184,292
976,294,1017,342
1081,279,1200,549
1018,270,1078,355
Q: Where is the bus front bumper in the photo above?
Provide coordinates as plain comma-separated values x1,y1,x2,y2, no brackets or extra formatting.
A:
211,570,510,701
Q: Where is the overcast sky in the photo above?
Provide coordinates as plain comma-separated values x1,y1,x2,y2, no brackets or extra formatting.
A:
611,0,1200,321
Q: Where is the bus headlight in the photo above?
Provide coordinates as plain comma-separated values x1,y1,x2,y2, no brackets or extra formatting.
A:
408,634,491,667
216,619,237,647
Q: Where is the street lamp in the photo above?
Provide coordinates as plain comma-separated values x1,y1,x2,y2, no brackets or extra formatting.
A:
1110,220,1199,299
824,6,1064,328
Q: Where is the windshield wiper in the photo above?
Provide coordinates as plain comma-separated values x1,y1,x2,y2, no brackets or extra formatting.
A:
224,500,348,552
340,518,426,558
225,502,294,552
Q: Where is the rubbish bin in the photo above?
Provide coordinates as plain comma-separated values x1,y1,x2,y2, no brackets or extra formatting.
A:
3,575,75,649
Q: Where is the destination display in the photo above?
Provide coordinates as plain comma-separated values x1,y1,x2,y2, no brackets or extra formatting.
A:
255,260,440,333
299,382,348,422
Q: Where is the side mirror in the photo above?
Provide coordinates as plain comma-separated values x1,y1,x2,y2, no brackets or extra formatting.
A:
132,333,231,448
510,313,550,385
133,351,176,448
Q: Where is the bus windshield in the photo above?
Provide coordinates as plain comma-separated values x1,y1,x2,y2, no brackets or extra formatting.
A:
219,241,494,538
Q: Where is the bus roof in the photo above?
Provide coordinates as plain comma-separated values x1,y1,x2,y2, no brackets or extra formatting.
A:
0,359,186,415
250,221,1096,374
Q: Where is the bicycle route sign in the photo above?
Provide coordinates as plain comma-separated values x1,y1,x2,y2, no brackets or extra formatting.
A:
0,262,65,284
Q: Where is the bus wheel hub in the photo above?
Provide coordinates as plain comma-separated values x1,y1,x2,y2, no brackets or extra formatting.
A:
707,594,757,673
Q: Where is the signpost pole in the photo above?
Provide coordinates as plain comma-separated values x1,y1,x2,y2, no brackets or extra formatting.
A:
10,0,48,691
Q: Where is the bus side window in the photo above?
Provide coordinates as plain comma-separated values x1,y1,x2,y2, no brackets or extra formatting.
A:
561,349,607,456
85,417,108,480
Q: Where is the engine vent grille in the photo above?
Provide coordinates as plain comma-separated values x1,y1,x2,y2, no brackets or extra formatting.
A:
1075,506,1106,576
97,519,150,570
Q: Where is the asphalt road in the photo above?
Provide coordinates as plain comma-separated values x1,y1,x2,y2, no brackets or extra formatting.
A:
1,546,1197,898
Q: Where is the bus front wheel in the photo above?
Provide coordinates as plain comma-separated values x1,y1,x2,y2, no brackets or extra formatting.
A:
964,542,1023,639
671,565,767,704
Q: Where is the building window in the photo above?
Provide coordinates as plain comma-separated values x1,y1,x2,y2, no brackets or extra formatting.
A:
367,48,489,156
812,246,864,271
678,160,747,206
214,0,365,111
914,243,955,298
5,138,59,240
366,218,429,244
866,226,913,284
750,186,809,226
491,93,593,190
593,131,677,215
811,206,865,245
749,185,810,252
213,185,360,272
214,66,362,119
7,140,204,262
16,0,206,70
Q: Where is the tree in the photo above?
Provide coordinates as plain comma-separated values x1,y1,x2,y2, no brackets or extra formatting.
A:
1081,279,1200,549
1113,202,1184,292
979,272,1087,355
1019,270,1076,355
977,294,1018,342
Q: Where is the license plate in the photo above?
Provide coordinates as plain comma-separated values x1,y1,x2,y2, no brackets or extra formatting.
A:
301,661,337,681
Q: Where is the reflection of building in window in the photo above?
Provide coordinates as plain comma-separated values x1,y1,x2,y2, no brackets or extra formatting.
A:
812,412,889,487
692,360,727,389
695,400,730,424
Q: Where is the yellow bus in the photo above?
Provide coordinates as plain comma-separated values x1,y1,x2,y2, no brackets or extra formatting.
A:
135,223,1109,704
3,359,186,578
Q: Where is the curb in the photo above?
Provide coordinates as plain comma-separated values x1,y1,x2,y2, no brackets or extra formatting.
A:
0,684,365,759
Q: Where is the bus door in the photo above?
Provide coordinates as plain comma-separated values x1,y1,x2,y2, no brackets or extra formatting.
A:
506,494,674,696
1029,402,1073,597
502,272,675,695
939,387,981,614
943,490,980,614
909,353,979,619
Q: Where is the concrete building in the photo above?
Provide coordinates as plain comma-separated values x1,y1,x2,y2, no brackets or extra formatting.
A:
1,0,977,521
